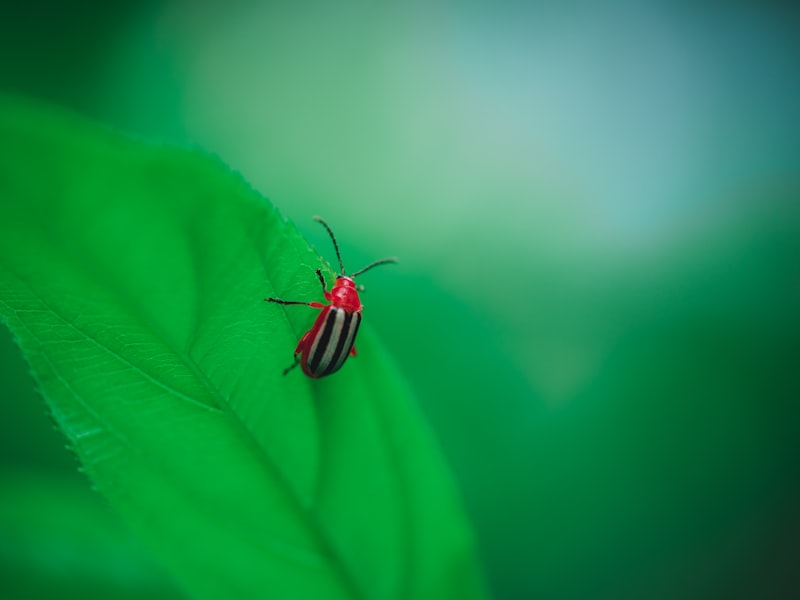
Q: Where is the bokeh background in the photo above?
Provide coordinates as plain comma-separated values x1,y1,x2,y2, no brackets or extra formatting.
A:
1,1,799,599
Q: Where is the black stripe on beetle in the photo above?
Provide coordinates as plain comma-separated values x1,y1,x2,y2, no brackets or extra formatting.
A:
264,217,396,378
327,310,361,375
304,308,362,377
307,308,345,375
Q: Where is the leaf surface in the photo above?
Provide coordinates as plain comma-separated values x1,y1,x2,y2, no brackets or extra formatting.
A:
0,96,487,600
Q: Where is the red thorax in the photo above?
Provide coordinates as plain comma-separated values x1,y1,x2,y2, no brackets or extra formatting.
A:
328,276,362,312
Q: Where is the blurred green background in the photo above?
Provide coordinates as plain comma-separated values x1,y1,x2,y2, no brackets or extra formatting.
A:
1,1,798,599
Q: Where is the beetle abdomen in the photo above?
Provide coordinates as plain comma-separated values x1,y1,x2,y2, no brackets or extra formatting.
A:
304,306,362,377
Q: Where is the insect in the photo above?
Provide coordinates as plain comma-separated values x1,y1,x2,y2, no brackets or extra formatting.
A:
265,216,397,378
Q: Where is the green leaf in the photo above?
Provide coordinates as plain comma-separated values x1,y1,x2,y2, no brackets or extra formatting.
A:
0,470,180,600
0,96,488,600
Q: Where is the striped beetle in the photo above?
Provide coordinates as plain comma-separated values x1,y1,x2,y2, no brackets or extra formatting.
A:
266,216,397,378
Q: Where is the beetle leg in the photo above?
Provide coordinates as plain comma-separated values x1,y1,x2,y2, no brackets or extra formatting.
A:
316,269,336,302
282,355,300,376
266,297,326,309
294,329,313,355
315,269,329,296
282,330,313,376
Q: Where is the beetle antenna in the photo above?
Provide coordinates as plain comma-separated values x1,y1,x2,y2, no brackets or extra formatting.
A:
313,216,345,275
350,257,399,278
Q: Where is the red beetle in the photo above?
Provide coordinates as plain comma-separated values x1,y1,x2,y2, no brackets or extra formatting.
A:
266,216,397,378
